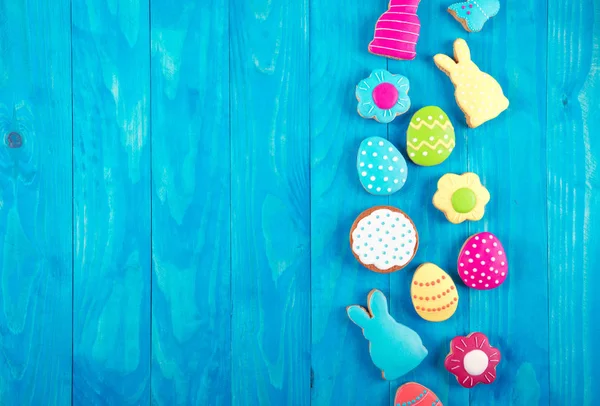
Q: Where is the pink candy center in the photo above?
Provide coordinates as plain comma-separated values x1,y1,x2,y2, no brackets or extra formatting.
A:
372,83,399,110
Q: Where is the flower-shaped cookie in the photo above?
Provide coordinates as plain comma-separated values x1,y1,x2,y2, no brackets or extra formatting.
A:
432,173,490,224
356,69,411,124
444,332,501,388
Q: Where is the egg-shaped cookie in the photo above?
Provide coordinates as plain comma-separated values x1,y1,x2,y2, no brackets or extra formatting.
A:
350,206,418,273
411,263,458,322
394,382,443,406
458,232,508,290
407,106,455,166
357,137,408,195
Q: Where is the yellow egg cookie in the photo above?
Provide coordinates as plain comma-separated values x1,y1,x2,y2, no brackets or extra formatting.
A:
411,263,458,322
434,39,509,128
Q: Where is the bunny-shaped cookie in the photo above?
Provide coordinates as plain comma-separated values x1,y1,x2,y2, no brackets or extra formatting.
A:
434,39,509,128
347,289,428,380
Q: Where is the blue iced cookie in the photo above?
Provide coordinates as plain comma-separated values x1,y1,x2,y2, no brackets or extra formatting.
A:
357,137,408,195
347,289,428,380
448,0,500,32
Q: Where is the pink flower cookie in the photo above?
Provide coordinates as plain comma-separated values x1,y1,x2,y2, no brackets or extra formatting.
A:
445,332,501,388
369,0,421,60
458,232,508,290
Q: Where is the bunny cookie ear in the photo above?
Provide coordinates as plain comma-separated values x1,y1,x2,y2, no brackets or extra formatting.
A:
347,305,372,328
433,54,457,76
367,289,389,318
453,38,471,63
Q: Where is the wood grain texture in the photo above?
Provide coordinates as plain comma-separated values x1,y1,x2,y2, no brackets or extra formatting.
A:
310,1,391,404
388,2,470,405
230,0,310,404
0,0,72,404
548,1,600,404
71,0,151,403
467,0,550,404
150,0,231,404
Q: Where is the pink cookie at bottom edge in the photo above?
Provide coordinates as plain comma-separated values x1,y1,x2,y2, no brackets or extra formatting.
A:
457,232,508,290
394,382,442,405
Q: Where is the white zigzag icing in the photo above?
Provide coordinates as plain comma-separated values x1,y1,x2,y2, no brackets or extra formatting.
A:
408,139,456,151
409,120,454,130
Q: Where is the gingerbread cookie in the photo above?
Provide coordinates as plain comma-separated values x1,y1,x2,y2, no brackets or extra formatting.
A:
369,0,421,60
357,137,408,195
350,206,418,273
445,332,501,388
347,289,428,380
432,172,490,224
394,383,442,406
356,69,411,123
434,39,509,128
448,0,500,32
407,106,455,166
458,233,508,290
411,263,458,322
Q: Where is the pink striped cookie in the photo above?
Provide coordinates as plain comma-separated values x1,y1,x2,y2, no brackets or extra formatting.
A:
369,0,421,61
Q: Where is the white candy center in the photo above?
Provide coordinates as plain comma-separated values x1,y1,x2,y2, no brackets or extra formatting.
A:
463,349,489,376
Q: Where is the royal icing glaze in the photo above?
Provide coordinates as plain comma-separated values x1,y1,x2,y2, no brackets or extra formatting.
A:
458,233,508,290
411,263,459,322
350,206,418,273
407,107,455,166
357,137,408,195
356,70,411,124
444,332,501,388
432,173,490,224
369,0,421,60
434,39,509,128
347,289,428,380
394,382,442,406
448,0,500,32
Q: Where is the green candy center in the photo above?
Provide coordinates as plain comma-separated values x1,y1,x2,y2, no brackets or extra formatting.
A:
451,188,477,213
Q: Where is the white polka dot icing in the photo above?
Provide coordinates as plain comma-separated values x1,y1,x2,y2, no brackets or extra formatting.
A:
357,137,408,196
350,206,418,273
458,232,508,290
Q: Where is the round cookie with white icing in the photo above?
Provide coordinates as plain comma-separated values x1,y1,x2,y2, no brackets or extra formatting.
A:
350,206,419,273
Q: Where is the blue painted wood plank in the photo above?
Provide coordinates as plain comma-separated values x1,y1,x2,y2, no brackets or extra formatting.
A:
0,0,72,404
71,0,151,403
387,2,470,404
229,0,311,404
465,0,549,404
310,1,391,405
548,1,600,404
150,0,231,404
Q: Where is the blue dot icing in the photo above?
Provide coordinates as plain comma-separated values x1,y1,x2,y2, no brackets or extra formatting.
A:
357,136,408,196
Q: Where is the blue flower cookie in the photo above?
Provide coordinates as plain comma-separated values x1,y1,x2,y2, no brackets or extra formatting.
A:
356,69,411,124
448,0,500,32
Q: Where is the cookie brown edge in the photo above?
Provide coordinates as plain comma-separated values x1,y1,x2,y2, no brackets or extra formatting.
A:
349,205,419,274
447,8,474,33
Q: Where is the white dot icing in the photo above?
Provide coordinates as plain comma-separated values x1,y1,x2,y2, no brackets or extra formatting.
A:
351,208,417,271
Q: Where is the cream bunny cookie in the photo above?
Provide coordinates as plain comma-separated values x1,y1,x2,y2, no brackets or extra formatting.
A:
434,39,509,128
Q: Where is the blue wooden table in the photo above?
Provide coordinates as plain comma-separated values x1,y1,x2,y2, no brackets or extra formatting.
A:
0,0,598,404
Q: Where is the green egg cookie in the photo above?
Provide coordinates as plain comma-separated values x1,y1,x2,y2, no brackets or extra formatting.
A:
407,106,455,166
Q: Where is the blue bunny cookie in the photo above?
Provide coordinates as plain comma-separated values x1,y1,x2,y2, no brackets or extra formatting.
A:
448,0,500,32
347,289,428,380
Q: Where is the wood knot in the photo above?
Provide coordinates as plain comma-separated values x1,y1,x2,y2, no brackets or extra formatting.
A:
6,132,22,148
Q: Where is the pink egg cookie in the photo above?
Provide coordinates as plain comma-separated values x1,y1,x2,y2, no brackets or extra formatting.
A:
444,332,501,388
457,232,507,290
368,0,421,61
394,382,442,406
